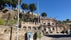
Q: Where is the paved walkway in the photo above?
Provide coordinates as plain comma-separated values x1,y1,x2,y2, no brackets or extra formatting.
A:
37,36,53,40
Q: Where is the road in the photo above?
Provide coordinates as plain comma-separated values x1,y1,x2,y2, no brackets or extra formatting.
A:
52,37,71,40
38,36,71,40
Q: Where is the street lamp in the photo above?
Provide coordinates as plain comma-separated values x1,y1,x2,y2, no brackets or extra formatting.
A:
16,0,20,40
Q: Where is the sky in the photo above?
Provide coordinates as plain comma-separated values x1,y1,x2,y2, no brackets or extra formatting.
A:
21,0,71,20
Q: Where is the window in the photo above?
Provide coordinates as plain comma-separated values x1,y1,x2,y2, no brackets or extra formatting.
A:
48,23,50,26
4,29,7,32
52,23,54,25
23,26,26,30
33,27,36,30
28,26,31,30
53,28,54,30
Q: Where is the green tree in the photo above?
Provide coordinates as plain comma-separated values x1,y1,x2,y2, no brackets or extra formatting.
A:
21,3,28,11
5,0,12,6
29,3,36,13
41,12,47,17
66,19,70,22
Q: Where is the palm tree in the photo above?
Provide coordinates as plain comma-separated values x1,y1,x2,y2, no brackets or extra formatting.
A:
29,3,36,14
21,3,28,12
41,12,47,17
29,3,37,22
21,3,28,21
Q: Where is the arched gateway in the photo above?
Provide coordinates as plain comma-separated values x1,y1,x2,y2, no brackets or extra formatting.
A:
24,32,38,40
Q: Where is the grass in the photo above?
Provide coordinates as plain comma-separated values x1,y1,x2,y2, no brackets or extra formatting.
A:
0,18,5,25
0,18,17,25
7,19,17,26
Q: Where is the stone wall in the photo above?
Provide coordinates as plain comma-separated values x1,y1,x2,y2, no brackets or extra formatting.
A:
0,25,40,40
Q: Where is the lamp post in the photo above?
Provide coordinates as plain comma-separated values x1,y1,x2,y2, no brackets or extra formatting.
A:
16,0,20,40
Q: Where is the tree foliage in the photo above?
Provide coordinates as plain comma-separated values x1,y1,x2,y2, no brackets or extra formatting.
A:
29,3,36,12
41,12,47,17
0,0,22,10
21,3,28,10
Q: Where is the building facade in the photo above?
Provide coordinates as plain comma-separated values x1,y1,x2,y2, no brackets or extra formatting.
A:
0,9,71,40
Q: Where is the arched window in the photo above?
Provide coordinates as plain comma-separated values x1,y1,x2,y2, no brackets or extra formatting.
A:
4,29,7,33
23,26,26,30
52,23,54,25
28,26,31,30
52,27,54,30
48,23,50,26
33,27,36,30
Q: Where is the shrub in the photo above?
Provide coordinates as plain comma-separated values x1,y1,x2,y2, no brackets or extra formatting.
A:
37,32,42,38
